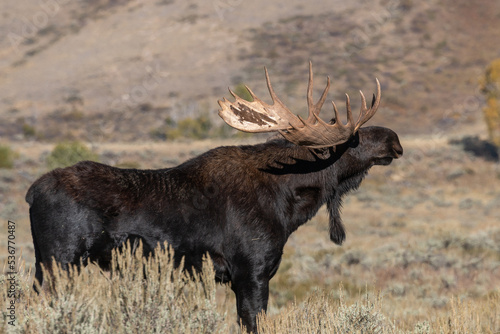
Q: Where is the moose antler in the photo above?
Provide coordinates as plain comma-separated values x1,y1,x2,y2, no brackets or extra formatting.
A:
218,62,381,148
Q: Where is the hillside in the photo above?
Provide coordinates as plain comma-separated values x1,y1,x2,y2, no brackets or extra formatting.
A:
1,0,500,141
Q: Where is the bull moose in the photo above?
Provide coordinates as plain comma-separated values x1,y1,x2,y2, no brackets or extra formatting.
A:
26,63,402,333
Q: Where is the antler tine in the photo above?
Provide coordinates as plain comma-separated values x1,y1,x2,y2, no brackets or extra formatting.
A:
353,78,381,132
280,78,380,148
306,61,314,121
262,66,305,128
306,61,331,123
264,67,279,104
344,93,355,129
237,84,261,104
331,100,342,126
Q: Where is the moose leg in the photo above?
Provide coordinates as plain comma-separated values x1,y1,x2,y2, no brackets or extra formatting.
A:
232,275,270,333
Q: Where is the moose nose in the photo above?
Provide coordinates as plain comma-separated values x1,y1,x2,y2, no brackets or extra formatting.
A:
393,143,403,158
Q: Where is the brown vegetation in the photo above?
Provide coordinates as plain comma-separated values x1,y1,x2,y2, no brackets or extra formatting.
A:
1,240,498,333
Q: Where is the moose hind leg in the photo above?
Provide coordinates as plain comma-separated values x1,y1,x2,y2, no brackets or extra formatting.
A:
30,197,104,290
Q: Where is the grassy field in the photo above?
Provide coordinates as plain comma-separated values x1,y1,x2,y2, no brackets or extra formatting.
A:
0,136,499,332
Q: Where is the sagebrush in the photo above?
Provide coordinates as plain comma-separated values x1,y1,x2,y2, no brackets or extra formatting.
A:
1,242,226,334
46,141,99,169
1,243,498,333
0,145,16,169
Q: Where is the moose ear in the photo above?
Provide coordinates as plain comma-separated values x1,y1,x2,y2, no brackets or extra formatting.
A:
326,198,346,245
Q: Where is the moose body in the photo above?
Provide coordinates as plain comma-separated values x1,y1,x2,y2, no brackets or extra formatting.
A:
27,64,402,333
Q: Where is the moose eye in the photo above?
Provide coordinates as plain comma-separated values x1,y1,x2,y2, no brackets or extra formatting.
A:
349,132,360,147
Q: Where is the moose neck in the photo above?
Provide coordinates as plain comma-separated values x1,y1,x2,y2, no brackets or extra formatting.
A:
253,139,370,243
260,138,369,188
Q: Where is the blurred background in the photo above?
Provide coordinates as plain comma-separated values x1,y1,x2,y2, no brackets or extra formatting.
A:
1,0,500,331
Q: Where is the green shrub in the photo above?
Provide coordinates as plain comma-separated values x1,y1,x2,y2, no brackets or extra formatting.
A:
233,83,253,102
480,58,500,148
46,141,99,169
22,123,36,138
0,145,15,169
175,114,213,140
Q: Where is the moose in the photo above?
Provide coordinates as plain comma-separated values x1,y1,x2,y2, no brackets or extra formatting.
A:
26,63,402,333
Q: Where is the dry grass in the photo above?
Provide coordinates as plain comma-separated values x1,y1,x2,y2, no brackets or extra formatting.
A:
1,247,498,333
1,242,228,333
